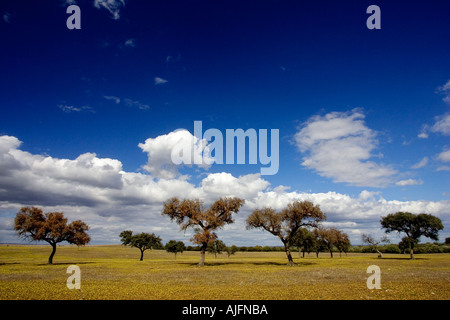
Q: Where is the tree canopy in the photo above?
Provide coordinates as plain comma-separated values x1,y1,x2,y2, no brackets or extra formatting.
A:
380,212,443,259
119,230,162,261
14,207,90,264
165,240,186,259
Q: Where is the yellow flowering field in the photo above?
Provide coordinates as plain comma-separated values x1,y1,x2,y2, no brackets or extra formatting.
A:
0,245,449,300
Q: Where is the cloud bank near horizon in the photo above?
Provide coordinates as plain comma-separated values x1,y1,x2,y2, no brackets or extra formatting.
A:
0,133,448,246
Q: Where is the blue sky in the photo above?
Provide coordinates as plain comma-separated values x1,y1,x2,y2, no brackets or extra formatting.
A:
0,0,449,245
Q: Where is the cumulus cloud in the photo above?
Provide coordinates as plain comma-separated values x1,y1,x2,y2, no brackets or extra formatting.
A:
138,129,212,179
1,134,448,246
294,109,397,187
430,113,450,136
93,0,126,20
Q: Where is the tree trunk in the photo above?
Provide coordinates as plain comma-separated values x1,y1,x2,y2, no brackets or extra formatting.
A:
283,242,296,266
410,246,415,260
48,242,56,264
140,249,144,261
329,249,333,258
376,249,383,258
198,243,207,266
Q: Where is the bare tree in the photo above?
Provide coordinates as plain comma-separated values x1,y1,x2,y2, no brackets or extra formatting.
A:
361,233,389,258
162,197,244,266
246,201,325,265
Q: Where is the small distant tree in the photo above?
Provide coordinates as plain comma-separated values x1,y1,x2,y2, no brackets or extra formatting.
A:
361,234,390,258
314,227,340,258
225,245,238,258
165,240,185,260
445,237,450,245
291,228,317,258
14,207,90,264
381,212,443,259
162,197,245,266
119,230,162,261
335,230,351,257
207,239,227,258
246,201,325,265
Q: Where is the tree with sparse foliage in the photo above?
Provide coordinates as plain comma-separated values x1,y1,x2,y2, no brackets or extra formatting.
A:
246,201,326,265
14,207,90,264
165,240,185,260
119,230,162,261
361,234,390,258
207,239,227,258
162,197,245,266
313,227,341,258
381,212,443,259
335,230,351,257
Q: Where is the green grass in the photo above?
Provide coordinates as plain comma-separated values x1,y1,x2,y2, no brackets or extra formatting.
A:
1,245,449,300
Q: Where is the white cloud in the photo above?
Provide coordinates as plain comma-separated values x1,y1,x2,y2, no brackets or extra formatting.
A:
154,77,168,85
138,129,212,179
93,0,126,20
123,98,149,110
124,38,136,48
437,80,450,104
58,104,94,113
294,109,397,187
1,134,448,246
396,179,423,186
3,12,11,24
417,131,429,139
430,113,450,136
103,95,121,104
358,190,381,201
438,149,450,162
411,157,428,169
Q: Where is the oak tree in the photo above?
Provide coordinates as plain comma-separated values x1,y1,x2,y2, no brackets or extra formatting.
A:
291,227,317,258
314,227,339,258
246,201,325,265
381,212,443,259
165,240,186,260
14,207,90,264
119,230,162,261
207,239,227,258
162,197,245,266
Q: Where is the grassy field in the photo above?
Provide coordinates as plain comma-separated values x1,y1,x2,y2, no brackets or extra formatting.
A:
0,244,449,300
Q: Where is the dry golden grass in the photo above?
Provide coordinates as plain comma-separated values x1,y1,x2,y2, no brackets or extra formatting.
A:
0,245,449,300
